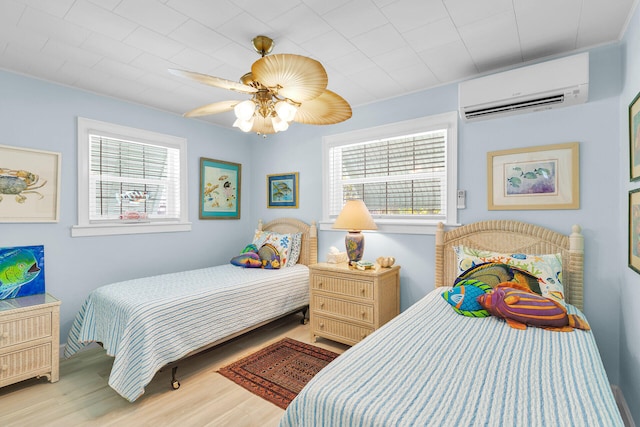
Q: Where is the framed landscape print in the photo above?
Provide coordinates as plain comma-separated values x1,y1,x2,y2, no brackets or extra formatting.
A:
629,91,640,181
0,145,61,222
487,142,579,210
267,172,299,208
199,158,241,219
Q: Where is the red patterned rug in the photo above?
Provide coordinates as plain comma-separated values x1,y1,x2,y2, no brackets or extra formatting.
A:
218,337,339,409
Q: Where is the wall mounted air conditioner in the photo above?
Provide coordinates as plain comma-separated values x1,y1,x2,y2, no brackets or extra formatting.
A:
458,52,589,122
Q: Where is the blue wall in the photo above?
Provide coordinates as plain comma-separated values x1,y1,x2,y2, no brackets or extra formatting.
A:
0,35,635,419
620,3,640,423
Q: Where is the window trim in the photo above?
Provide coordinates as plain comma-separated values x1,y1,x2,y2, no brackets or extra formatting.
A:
321,112,458,235
72,117,191,237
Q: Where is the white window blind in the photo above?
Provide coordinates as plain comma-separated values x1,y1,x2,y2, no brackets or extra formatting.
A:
328,130,447,219
89,135,180,222
322,112,458,234
73,118,190,237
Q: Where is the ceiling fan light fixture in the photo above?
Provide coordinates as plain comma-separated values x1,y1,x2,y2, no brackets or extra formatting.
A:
234,99,256,121
274,100,298,122
233,116,255,132
272,115,289,132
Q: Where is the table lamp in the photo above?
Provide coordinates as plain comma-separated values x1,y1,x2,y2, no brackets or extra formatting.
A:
332,199,377,263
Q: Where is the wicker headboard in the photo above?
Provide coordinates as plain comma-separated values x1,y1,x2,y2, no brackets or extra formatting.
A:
435,220,584,310
258,218,318,266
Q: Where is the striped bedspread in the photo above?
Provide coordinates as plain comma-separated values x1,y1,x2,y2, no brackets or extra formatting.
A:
280,288,623,427
64,264,309,402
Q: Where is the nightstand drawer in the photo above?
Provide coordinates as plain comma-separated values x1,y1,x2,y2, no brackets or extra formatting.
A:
312,295,374,324
0,343,52,382
311,275,373,299
0,312,52,349
313,316,374,344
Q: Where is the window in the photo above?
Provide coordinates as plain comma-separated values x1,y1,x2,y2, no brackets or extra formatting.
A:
322,112,458,234
73,118,190,237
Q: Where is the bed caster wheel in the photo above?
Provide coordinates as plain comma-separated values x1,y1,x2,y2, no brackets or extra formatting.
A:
171,379,180,390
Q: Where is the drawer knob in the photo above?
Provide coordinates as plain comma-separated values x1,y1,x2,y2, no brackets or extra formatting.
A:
360,288,365,294
361,311,366,318
320,302,325,309
318,282,323,288
319,322,324,328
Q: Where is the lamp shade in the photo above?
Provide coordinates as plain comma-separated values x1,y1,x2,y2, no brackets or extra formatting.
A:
332,199,377,231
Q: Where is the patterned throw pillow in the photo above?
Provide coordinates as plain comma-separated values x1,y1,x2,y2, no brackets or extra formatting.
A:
287,232,303,267
253,230,292,267
453,245,565,305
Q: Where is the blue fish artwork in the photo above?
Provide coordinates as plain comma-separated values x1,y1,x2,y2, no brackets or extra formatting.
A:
0,245,45,300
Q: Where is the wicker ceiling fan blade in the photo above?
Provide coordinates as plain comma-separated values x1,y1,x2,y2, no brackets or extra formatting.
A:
252,54,328,102
183,100,240,117
294,90,352,125
168,69,258,94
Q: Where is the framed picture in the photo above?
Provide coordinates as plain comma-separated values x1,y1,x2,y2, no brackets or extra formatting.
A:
629,91,640,181
630,189,640,274
199,158,241,219
0,145,61,222
267,172,299,208
487,142,579,210
0,245,45,299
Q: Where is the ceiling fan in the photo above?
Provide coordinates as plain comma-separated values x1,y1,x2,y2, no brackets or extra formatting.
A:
168,35,352,136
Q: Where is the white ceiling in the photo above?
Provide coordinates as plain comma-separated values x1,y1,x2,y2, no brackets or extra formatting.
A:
1,0,637,129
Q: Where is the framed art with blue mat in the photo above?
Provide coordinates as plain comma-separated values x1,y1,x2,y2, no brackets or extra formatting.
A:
199,157,241,219
0,244,45,300
267,172,298,208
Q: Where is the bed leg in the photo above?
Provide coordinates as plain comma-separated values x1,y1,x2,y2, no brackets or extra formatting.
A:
171,366,180,390
301,306,309,324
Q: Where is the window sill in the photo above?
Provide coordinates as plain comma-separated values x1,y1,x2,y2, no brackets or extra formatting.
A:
318,220,460,235
71,221,192,237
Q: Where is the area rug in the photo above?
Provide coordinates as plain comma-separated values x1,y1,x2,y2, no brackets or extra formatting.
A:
218,337,339,409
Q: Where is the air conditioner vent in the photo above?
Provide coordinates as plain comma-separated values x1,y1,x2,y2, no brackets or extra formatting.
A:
459,53,588,122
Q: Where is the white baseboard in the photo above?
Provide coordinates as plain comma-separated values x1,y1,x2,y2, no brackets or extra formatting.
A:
612,384,636,427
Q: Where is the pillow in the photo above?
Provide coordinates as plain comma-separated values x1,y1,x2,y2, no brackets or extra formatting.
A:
441,279,492,317
286,232,302,267
230,252,262,268
253,230,292,267
258,243,281,269
453,245,565,305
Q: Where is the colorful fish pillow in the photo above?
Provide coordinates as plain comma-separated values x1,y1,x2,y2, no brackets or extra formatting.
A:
258,243,281,269
442,279,492,317
230,251,262,268
454,262,542,296
477,282,590,332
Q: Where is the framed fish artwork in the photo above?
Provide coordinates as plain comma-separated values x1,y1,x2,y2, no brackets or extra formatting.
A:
267,172,299,208
487,142,579,210
0,245,45,300
199,158,241,219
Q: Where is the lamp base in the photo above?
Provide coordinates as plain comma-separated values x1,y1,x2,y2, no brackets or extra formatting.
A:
345,231,365,263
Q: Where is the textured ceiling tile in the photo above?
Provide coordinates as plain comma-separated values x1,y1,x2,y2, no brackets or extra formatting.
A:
403,18,461,52
577,0,634,47
114,0,189,35
382,0,449,30
80,33,143,64
64,0,138,42
165,0,243,30
266,4,332,44
93,57,146,81
41,40,103,68
170,48,221,74
17,0,75,18
350,24,406,57
419,39,477,82
123,27,186,59
0,0,26,26
0,24,48,51
322,1,388,39
168,20,233,57
458,11,521,68
515,0,581,56
19,6,91,46
444,0,512,28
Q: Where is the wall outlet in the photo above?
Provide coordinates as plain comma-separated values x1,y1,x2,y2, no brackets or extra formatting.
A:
457,190,466,209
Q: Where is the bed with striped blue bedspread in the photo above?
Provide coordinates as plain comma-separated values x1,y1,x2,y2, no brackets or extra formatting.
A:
280,288,623,427
64,264,309,402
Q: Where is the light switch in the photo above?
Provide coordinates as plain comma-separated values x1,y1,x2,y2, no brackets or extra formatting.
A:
457,190,466,209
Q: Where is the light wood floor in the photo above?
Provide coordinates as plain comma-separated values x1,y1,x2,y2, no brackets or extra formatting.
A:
0,313,349,427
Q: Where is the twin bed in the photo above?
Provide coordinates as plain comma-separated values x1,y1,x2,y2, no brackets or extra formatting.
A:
280,220,623,426
64,218,317,402
64,218,622,426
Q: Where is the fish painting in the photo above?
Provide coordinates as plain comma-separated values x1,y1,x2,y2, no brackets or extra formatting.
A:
0,246,45,299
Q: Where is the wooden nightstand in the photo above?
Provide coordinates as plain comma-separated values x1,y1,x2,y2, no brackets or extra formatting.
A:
0,293,61,388
309,262,400,346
